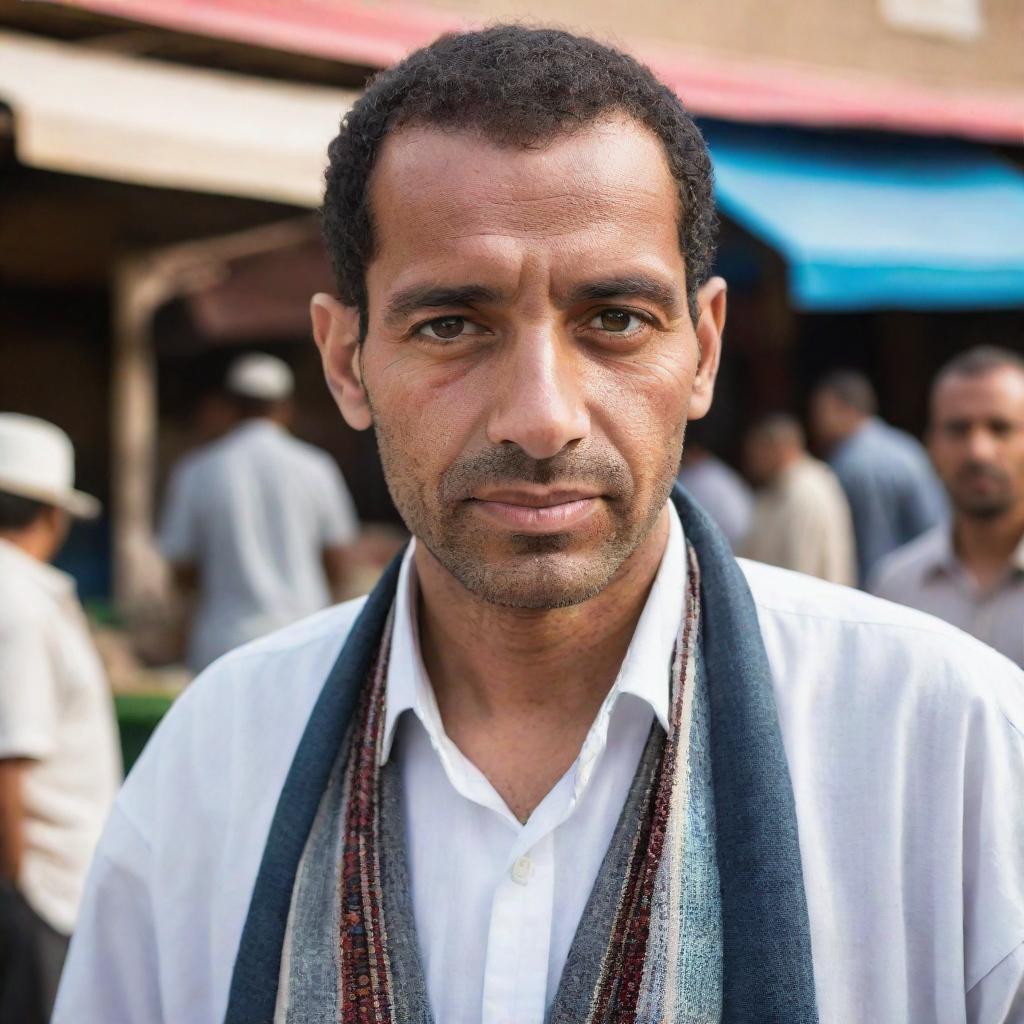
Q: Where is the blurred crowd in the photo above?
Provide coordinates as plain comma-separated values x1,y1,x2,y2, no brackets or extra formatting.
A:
682,345,1024,671
3,343,1024,1018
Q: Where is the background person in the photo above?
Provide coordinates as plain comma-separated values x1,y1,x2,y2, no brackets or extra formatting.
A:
809,369,945,585
740,413,856,585
0,414,121,1024
871,347,1024,667
676,421,752,551
159,353,359,672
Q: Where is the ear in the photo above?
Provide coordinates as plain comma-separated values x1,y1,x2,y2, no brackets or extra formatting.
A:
687,276,727,421
310,293,372,431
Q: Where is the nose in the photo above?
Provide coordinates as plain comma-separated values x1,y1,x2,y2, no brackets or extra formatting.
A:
486,329,590,460
966,425,998,462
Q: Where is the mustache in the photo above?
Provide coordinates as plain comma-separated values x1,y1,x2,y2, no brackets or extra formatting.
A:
956,461,1010,485
439,446,632,502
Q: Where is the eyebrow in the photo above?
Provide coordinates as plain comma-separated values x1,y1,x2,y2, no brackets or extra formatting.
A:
382,284,502,325
567,275,682,314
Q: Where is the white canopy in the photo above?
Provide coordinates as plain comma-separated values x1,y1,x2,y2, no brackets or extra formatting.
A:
0,30,357,206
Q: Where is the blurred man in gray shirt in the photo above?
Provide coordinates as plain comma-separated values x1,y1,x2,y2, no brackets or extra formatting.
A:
872,347,1024,667
810,370,945,585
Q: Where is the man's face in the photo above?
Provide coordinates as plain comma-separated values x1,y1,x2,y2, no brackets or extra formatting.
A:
808,389,844,453
929,368,1024,520
315,115,724,608
743,435,778,488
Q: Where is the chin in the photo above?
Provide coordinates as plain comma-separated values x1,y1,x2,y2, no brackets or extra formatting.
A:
443,546,627,610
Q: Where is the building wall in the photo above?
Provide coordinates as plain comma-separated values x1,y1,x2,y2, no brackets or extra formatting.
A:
425,0,1022,93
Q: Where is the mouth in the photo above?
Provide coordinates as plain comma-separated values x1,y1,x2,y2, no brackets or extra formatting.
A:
467,487,603,533
958,468,1005,488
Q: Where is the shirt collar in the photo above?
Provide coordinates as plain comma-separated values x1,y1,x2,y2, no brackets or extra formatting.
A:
0,538,75,598
925,524,1024,578
922,526,959,579
379,501,685,766
230,417,283,440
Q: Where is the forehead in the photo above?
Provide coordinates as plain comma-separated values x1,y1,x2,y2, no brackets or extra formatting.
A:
365,115,685,293
933,368,1024,419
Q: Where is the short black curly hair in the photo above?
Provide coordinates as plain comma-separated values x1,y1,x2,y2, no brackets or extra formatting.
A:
322,25,718,335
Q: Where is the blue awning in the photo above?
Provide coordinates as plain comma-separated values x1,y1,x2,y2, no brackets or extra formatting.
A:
706,124,1024,311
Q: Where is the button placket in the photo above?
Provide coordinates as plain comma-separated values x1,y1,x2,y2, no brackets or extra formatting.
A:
511,855,533,885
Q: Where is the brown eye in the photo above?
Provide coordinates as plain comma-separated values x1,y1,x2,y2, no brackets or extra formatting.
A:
588,309,645,336
423,317,465,340
600,310,631,332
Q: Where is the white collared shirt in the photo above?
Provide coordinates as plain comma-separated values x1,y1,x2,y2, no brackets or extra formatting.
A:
0,540,121,935
56,503,1024,1023
382,509,683,1023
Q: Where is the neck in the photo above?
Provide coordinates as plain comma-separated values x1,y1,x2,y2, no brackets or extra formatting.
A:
414,507,671,821
418,508,669,715
0,528,52,563
954,506,1024,584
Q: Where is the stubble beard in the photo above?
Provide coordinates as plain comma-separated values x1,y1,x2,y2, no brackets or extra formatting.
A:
371,416,681,611
952,464,1015,520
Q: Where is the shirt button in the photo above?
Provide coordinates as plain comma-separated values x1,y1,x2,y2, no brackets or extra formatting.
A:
510,855,533,885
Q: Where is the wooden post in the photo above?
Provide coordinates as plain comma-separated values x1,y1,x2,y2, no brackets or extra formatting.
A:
110,257,172,615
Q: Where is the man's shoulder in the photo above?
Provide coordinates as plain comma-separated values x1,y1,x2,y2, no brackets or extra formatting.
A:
868,527,946,595
141,599,365,758
191,595,366,693
267,431,342,480
167,439,223,483
835,420,922,475
0,553,60,632
116,596,369,842
797,456,844,494
741,558,1024,726
743,555,967,651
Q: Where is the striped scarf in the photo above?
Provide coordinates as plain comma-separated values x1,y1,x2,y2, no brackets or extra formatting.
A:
230,486,818,1024
277,549,726,1022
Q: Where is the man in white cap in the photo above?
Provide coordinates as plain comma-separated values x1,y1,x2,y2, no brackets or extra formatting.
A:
160,353,359,672
0,413,121,1023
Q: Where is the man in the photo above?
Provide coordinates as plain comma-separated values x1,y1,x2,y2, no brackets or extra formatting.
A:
160,353,359,672
676,423,752,550
0,414,121,1023
872,347,1024,667
740,415,856,585
57,28,1024,1023
809,369,945,584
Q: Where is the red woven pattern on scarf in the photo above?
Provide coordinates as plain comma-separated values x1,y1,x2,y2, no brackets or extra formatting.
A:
339,640,393,1024
590,560,701,1023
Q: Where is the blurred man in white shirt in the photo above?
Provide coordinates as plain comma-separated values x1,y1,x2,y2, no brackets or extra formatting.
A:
740,414,857,585
160,354,359,672
0,415,121,1024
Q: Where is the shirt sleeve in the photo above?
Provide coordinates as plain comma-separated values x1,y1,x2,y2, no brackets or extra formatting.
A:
158,462,200,564
963,685,1024,1023
318,459,359,548
966,942,1024,1022
51,803,164,1024
0,619,58,760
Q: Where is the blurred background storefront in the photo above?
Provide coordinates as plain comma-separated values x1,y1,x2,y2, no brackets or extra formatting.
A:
0,0,1022,697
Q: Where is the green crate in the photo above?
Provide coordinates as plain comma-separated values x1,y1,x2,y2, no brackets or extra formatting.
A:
115,693,176,773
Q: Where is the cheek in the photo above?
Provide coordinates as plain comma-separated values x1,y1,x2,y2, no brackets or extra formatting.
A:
591,353,694,476
365,347,484,476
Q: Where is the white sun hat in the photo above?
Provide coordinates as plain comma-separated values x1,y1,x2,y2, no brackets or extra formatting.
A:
0,413,101,519
225,353,294,402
